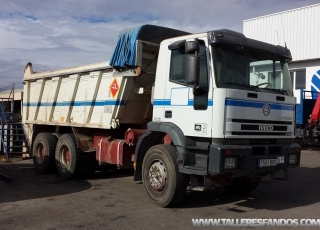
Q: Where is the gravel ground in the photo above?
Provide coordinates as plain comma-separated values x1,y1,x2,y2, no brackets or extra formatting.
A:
0,148,320,230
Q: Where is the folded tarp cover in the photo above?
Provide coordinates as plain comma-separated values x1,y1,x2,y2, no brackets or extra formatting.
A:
109,24,190,68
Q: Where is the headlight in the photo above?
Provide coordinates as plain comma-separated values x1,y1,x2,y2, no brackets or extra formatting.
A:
289,154,298,165
224,157,237,169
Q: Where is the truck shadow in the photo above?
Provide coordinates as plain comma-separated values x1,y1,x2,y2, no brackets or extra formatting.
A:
177,166,320,211
0,160,133,204
2,159,319,211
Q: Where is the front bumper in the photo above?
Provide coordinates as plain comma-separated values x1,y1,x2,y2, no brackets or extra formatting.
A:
207,143,300,177
178,143,301,177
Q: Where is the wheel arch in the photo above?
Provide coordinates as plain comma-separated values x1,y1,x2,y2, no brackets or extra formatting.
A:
148,122,187,147
31,125,103,154
133,122,186,181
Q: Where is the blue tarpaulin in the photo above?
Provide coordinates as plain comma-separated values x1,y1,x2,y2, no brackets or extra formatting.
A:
109,25,142,68
109,25,190,68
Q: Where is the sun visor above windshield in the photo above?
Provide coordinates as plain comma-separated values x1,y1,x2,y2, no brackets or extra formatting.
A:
109,25,190,68
208,29,292,61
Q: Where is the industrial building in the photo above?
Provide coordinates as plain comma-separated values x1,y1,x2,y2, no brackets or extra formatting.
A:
0,87,23,115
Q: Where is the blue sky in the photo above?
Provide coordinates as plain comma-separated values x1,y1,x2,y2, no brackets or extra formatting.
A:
0,0,319,89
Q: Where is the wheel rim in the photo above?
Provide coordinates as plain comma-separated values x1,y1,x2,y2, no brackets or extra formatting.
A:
41,149,45,159
36,142,45,163
60,145,71,167
148,160,167,191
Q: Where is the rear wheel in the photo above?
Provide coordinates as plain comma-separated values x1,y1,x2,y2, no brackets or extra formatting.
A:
33,132,57,174
224,177,261,194
55,133,85,179
142,144,188,207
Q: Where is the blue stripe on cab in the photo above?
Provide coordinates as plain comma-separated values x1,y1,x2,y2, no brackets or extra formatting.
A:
153,99,214,106
153,100,171,106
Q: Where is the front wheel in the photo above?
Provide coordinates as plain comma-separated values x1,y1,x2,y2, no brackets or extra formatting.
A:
142,144,188,207
224,177,261,194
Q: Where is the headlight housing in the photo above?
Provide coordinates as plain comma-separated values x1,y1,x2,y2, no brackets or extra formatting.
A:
224,157,237,169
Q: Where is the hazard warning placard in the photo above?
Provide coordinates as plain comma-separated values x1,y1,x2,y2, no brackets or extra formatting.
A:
110,78,119,98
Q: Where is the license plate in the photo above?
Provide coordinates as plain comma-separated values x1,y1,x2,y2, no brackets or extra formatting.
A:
259,156,284,167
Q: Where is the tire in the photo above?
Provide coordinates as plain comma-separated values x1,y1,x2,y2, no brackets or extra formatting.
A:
142,144,188,207
55,133,85,179
224,177,261,194
32,132,57,174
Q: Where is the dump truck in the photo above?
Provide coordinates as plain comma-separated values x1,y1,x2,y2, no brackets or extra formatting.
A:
23,24,301,207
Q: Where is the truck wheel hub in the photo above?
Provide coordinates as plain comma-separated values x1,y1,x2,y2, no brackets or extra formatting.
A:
36,143,45,162
148,160,167,191
41,148,45,159
64,150,71,166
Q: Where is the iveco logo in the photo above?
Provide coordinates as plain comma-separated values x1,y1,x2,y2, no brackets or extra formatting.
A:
259,125,273,131
263,104,270,116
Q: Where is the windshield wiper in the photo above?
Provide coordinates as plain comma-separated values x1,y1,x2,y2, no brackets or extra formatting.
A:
224,82,261,92
276,89,288,95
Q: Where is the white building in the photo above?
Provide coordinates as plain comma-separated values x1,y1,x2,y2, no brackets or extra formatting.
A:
0,88,23,114
243,3,320,128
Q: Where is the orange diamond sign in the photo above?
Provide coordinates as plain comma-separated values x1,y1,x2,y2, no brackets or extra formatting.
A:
110,78,119,98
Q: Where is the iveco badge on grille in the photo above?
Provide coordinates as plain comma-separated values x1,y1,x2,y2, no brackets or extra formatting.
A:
263,104,270,116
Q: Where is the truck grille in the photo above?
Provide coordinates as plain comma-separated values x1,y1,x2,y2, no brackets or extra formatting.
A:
241,124,287,131
232,119,292,125
232,132,287,136
227,119,293,136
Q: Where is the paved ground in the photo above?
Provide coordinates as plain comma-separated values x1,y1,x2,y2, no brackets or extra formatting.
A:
1,148,320,230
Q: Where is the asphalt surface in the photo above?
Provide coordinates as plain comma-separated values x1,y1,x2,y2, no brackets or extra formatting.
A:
1,148,320,230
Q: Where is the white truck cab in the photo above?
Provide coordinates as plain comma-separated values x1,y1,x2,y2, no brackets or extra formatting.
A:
134,28,300,206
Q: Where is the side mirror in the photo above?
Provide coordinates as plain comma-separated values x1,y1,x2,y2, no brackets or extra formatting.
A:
193,86,204,96
185,55,200,85
185,40,200,86
185,41,199,54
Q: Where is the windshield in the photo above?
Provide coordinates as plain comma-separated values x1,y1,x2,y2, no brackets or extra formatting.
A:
212,45,293,96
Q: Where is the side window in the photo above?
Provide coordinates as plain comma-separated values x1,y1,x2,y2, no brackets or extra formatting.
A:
170,49,185,83
169,41,209,110
169,42,208,87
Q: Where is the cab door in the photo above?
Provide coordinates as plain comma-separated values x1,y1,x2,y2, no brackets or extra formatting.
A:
163,38,213,138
